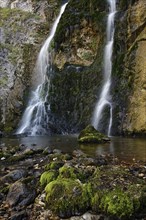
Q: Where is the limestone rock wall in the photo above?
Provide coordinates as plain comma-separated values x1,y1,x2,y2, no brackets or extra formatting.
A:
0,0,145,135
112,0,146,135
46,0,107,133
0,0,60,133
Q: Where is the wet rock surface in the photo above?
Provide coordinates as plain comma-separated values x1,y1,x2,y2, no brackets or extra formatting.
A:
112,0,146,135
0,0,62,134
0,140,146,220
78,125,110,143
0,0,145,137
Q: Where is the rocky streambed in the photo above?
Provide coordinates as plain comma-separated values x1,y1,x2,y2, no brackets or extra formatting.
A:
0,140,146,220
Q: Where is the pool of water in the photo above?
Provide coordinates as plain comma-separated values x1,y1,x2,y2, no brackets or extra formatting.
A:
0,135,146,162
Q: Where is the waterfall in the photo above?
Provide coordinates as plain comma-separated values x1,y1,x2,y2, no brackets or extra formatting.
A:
16,2,68,136
92,0,116,136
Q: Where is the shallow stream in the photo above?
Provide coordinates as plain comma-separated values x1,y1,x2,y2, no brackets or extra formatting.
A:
1,135,146,162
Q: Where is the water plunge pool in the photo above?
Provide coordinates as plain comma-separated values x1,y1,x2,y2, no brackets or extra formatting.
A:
1,135,146,162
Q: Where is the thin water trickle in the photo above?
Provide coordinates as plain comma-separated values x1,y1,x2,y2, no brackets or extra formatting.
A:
16,2,68,136
92,0,116,136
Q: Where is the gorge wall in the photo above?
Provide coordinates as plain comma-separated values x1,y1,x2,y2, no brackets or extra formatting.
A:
0,0,145,135
112,0,146,135
0,0,61,133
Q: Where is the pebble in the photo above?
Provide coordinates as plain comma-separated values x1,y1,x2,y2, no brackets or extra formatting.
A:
34,164,39,169
1,157,5,160
53,157,57,161
138,173,145,177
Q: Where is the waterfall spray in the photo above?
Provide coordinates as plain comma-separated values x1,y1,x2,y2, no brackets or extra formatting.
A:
16,2,68,136
92,0,116,136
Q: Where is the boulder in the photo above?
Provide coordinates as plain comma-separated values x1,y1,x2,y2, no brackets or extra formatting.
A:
78,125,110,143
1,169,27,184
6,178,36,207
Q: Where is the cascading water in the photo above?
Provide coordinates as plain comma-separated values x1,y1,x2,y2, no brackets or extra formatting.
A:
92,0,116,136
16,2,68,136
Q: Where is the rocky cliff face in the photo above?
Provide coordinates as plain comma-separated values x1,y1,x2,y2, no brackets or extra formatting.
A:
47,0,107,133
112,0,146,135
0,0,108,134
0,0,61,133
0,0,146,135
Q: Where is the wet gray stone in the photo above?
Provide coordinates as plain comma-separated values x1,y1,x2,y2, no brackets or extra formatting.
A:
10,210,28,220
6,180,36,207
1,169,27,183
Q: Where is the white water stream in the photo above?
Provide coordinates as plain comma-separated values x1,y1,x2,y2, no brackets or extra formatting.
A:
16,2,68,135
92,0,116,136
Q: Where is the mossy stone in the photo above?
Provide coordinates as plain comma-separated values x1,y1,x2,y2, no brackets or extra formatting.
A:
58,165,90,182
58,165,77,179
45,161,64,171
40,171,58,187
78,125,110,143
100,189,134,218
91,192,101,212
45,179,90,217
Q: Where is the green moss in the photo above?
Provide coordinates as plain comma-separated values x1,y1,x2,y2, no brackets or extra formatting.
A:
0,151,12,159
0,76,8,86
78,125,110,143
9,145,20,154
0,8,15,20
82,51,94,62
45,179,90,217
3,126,13,133
24,150,34,156
0,8,39,24
40,171,58,187
0,185,10,194
91,192,101,212
45,161,64,171
58,165,77,179
139,187,146,212
54,0,107,48
100,189,134,218
22,176,35,184
7,154,26,162
58,165,92,183
40,158,146,218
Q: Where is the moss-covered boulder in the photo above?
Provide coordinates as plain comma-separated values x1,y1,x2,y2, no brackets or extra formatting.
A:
100,189,134,218
44,161,64,171
38,154,146,219
40,171,58,187
78,125,110,143
45,179,90,217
